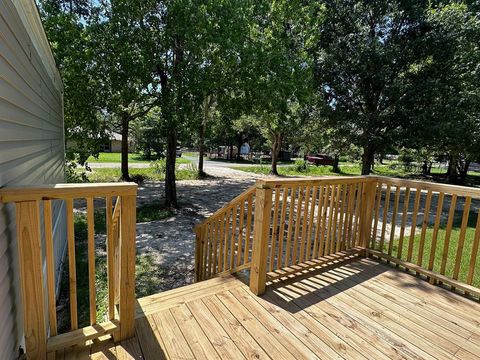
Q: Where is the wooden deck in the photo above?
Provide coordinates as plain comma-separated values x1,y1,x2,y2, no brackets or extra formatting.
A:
57,258,480,359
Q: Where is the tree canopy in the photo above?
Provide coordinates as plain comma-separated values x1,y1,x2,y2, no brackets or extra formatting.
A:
40,0,480,197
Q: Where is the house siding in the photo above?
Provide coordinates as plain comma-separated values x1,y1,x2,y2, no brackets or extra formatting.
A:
0,1,65,358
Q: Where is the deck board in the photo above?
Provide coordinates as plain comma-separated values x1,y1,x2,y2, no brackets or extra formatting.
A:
68,258,480,359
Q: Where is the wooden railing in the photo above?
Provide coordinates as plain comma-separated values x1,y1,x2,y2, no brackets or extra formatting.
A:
0,183,137,359
367,176,480,299
195,185,256,281
248,177,375,294
196,176,480,299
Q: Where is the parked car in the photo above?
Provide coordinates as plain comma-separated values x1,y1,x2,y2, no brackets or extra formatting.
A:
305,154,334,166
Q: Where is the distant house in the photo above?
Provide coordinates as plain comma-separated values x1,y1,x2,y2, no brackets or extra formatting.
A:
101,132,136,153
0,0,66,357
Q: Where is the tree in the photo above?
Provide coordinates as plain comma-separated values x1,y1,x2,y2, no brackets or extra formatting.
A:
91,1,155,180
243,0,312,175
424,3,480,184
309,0,431,175
40,1,107,167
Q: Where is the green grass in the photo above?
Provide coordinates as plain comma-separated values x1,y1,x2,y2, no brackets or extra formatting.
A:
57,202,174,331
233,162,479,181
87,152,190,164
85,167,198,182
232,163,364,176
379,211,479,289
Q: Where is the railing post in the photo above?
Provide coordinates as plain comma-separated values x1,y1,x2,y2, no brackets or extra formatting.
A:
249,182,272,296
359,178,377,253
15,201,47,359
194,226,203,282
117,194,136,340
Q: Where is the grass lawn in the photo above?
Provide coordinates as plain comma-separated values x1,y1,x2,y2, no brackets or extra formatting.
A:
58,202,174,331
380,211,480,288
87,152,190,164
85,167,198,182
233,162,480,181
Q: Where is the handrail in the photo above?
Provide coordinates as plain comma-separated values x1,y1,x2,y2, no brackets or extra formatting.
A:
195,184,257,230
0,182,137,358
0,182,137,202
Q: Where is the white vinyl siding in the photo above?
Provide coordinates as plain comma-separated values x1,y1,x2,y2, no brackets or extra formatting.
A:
0,1,65,358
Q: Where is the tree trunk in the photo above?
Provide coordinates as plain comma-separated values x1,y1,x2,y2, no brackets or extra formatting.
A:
447,154,459,184
236,133,243,161
270,133,282,176
361,144,374,175
229,142,234,161
332,154,340,173
459,160,470,184
198,121,206,177
121,112,130,181
165,130,177,207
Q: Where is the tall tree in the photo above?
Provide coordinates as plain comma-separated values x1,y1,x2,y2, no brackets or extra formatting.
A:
92,1,155,180
244,0,312,175
309,0,431,174
40,1,107,167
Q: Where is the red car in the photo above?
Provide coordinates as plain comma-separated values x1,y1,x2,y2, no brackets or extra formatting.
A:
305,154,335,166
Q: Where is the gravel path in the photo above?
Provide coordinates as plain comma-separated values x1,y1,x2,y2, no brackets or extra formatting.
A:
133,169,264,292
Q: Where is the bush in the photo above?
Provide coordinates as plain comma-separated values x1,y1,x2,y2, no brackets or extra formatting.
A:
294,159,310,173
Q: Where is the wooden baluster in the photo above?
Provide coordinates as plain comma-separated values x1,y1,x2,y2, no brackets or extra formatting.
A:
379,184,391,252
292,186,304,263
299,186,311,262
406,187,422,263
66,198,78,330
208,221,217,277
359,180,377,250
224,208,231,270
285,186,297,264
417,190,433,268
371,183,382,249
249,184,272,295
397,187,411,260
230,205,238,268
44,200,57,336
16,200,47,358
466,210,480,286
117,194,136,340
312,186,324,258
244,194,254,266
218,214,225,272
237,201,245,267
306,186,318,260
440,194,457,277
344,184,355,249
277,187,288,269
206,221,213,278
387,187,401,257
269,189,281,271
331,185,342,253
324,185,336,255
428,192,445,283
202,223,209,279
337,185,347,252
105,196,115,320
453,197,471,283
86,197,96,325
352,183,363,247
318,185,330,257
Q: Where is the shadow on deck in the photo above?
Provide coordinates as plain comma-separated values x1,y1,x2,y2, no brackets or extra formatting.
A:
59,257,480,359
